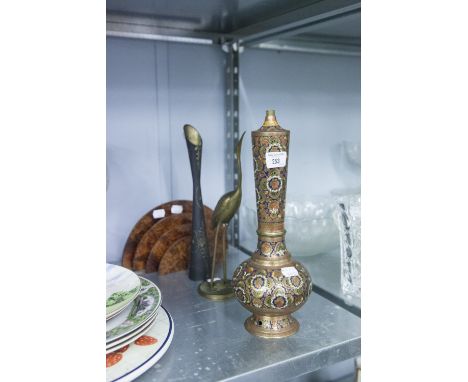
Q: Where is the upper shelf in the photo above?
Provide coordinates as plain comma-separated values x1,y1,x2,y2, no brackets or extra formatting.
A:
107,0,360,56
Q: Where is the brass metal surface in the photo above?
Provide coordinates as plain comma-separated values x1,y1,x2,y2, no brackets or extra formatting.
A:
210,132,246,230
244,314,299,338
183,124,202,146
249,256,292,268
232,110,312,338
200,132,246,299
262,109,280,127
256,229,286,237
198,280,235,300
253,130,291,136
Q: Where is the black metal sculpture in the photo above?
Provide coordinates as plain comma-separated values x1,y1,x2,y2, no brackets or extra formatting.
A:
184,124,210,281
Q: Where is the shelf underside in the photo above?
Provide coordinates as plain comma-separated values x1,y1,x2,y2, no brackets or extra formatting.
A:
107,0,360,55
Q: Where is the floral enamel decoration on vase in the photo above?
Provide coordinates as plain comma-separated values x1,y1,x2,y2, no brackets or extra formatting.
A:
232,110,312,338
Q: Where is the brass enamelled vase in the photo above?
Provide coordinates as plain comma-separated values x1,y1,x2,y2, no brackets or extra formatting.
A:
232,110,312,338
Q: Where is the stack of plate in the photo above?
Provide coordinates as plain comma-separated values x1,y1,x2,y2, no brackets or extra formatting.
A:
106,264,174,382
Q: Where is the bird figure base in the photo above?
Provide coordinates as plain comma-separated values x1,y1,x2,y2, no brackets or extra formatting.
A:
198,279,235,301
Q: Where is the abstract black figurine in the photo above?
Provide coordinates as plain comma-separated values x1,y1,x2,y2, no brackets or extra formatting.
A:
184,124,210,281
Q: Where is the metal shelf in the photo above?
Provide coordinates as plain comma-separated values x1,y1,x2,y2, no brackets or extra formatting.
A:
134,246,360,382
106,0,360,55
107,4,361,377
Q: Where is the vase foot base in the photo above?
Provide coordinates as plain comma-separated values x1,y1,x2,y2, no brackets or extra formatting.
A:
198,280,235,301
244,314,299,338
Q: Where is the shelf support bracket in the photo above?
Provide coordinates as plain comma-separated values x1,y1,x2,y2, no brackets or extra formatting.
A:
223,42,241,247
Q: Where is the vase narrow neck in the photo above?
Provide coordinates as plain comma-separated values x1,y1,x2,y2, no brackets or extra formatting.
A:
251,115,290,261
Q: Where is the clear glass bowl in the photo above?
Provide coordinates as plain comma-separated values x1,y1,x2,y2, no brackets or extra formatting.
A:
333,192,361,298
240,195,340,256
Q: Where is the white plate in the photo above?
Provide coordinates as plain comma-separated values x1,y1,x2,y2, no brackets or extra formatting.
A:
106,304,128,321
106,264,141,319
106,312,158,354
106,306,174,382
107,309,159,349
106,277,162,343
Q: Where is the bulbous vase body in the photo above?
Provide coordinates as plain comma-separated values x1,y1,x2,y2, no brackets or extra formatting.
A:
232,110,312,338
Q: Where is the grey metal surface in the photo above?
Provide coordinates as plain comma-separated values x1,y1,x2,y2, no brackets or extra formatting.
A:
106,0,233,33
106,1,335,33
246,7,361,56
106,12,231,44
255,37,360,56
224,43,241,246
106,0,360,54
134,247,360,382
287,358,355,382
234,0,360,46
299,11,361,38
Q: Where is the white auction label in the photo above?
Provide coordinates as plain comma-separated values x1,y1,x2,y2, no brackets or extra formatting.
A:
171,205,183,214
281,266,299,277
152,209,165,219
266,151,287,168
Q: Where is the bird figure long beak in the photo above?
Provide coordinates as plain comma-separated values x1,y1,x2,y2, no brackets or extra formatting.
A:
236,131,246,160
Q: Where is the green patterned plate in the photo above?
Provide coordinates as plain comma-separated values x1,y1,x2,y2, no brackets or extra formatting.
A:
106,277,162,343
106,312,158,354
106,264,141,319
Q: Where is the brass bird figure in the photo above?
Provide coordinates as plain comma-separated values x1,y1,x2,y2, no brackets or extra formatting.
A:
210,131,246,288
